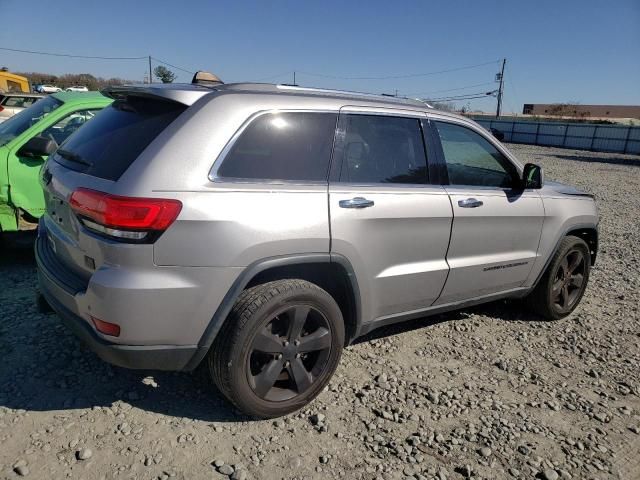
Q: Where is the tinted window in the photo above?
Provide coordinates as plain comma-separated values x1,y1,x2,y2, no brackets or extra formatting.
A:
218,112,337,181
53,97,185,181
434,121,517,188
337,114,428,184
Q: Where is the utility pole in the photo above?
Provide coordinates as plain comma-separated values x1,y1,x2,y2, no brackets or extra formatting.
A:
495,58,506,118
148,56,153,84
293,71,296,86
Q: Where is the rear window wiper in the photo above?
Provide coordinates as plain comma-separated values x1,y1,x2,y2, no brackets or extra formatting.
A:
57,149,92,167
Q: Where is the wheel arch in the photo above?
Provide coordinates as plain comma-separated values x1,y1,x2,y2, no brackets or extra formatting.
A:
183,253,361,371
566,226,598,265
529,222,598,293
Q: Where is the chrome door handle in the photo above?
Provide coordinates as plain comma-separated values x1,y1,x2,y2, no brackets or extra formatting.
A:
458,198,483,208
339,197,375,209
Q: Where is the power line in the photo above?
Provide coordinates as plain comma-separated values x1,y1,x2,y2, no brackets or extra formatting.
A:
250,71,293,82
0,47,195,76
426,90,498,102
297,60,500,81
0,46,146,60
402,81,496,97
151,57,195,75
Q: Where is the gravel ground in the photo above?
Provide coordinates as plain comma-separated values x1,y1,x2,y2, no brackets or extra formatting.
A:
1,144,639,480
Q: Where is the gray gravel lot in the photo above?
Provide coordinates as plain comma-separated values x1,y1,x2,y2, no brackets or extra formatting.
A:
1,143,639,480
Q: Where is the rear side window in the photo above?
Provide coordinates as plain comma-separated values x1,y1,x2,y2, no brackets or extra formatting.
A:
336,114,428,184
53,97,185,181
217,112,337,182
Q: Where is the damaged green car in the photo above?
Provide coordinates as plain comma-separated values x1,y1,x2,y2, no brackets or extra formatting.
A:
0,92,111,233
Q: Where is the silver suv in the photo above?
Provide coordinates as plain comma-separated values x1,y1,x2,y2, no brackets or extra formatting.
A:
36,76,598,418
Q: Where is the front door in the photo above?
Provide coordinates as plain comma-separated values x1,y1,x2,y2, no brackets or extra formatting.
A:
430,119,544,304
329,108,452,325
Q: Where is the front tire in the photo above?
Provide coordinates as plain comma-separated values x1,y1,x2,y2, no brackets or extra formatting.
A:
209,279,344,418
526,235,591,320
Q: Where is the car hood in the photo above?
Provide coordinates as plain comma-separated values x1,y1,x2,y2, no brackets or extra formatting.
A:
544,180,594,199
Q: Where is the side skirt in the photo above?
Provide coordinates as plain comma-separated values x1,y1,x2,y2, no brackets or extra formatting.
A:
355,287,529,338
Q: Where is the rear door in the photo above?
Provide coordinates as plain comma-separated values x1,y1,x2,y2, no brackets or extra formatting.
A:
429,118,544,304
329,107,452,325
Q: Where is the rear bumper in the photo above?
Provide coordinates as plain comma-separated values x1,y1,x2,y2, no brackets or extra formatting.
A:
36,233,198,371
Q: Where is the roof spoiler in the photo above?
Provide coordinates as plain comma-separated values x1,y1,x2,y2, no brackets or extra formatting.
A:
191,71,223,86
101,85,212,106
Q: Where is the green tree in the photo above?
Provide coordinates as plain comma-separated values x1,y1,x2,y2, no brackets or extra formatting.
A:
153,65,176,83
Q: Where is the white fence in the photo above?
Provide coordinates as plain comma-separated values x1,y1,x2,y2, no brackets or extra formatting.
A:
472,118,640,155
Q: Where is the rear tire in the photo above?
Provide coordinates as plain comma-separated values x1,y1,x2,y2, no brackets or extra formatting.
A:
209,279,344,418
526,235,591,320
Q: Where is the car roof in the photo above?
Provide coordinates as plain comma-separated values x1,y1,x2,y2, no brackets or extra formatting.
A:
104,81,431,108
51,91,111,103
101,82,476,123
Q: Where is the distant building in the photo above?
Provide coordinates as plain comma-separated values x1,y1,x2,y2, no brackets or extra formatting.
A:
522,103,640,120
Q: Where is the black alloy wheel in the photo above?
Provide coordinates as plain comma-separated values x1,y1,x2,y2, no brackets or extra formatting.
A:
247,304,332,402
526,235,591,320
551,247,587,314
209,279,344,418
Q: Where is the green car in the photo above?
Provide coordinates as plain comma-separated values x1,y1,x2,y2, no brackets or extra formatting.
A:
0,92,112,233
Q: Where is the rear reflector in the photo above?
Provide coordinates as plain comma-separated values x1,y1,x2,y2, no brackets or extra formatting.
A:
69,188,182,242
91,316,121,337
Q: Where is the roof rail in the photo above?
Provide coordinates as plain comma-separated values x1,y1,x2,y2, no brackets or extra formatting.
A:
275,84,430,108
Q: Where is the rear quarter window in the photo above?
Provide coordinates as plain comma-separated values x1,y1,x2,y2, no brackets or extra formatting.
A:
52,97,185,181
216,112,338,182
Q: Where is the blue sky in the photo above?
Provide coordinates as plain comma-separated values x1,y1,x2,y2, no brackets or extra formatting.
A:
1,0,639,113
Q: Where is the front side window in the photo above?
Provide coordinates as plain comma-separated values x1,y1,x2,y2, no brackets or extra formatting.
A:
337,114,428,184
434,121,517,188
217,112,337,181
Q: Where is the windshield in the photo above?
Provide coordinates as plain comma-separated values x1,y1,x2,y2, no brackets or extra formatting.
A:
0,96,62,147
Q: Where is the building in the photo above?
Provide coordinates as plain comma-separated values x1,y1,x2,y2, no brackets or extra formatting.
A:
522,103,640,120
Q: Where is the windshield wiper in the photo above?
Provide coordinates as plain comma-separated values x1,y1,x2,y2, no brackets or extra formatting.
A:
57,149,92,167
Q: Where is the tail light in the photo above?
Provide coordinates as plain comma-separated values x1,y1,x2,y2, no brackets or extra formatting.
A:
69,188,182,242
0,106,4,112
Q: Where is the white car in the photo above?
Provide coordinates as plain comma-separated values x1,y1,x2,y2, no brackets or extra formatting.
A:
0,93,44,122
38,85,62,93
65,86,89,92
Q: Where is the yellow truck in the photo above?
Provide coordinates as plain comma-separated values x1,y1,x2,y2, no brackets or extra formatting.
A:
0,71,30,93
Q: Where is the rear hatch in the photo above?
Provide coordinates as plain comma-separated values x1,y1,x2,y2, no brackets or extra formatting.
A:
40,90,196,281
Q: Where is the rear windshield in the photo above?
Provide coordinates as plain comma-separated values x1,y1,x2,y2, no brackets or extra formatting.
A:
52,96,186,181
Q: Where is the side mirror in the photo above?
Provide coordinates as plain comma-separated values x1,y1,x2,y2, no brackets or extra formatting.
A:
17,136,57,158
522,163,544,189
